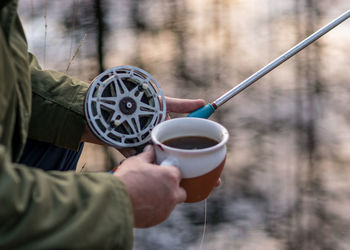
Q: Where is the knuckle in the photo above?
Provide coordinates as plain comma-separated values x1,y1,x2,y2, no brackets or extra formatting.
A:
169,192,178,205
168,169,181,183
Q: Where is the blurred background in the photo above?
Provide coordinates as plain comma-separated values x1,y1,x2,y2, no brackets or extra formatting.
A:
19,0,350,249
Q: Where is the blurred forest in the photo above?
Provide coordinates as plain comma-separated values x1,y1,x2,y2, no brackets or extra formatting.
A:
19,0,350,249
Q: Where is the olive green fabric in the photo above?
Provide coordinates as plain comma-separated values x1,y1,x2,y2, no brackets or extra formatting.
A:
28,53,88,151
0,1,133,249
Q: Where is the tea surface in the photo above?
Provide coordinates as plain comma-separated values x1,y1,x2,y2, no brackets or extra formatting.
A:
162,136,218,150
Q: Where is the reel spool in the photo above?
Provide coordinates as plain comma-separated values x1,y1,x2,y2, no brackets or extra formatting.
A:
84,65,166,148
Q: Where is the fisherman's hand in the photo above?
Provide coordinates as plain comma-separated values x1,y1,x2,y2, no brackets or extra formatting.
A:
113,145,186,228
163,96,206,119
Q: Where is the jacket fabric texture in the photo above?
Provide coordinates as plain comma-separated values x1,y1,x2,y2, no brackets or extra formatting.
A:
0,1,133,249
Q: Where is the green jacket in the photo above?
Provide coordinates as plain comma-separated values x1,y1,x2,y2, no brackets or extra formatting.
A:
0,1,133,249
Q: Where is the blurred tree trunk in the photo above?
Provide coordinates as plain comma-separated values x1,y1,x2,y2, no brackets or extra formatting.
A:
290,1,329,249
130,0,145,68
94,0,105,73
303,1,330,249
290,1,307,249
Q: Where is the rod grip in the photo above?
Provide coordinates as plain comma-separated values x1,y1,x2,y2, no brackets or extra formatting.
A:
187,103,215,119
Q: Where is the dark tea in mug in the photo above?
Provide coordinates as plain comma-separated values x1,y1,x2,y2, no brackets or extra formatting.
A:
162,136,218,150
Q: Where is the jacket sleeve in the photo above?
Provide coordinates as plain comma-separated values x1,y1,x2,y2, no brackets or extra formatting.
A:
28,53,89,150
0,144,134,249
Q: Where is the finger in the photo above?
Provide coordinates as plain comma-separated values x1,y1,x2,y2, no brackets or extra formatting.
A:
136,145,155,163
162,165,182,181
118,148,137,158
175,187,187,203
165,97,206,114
215,178,222,187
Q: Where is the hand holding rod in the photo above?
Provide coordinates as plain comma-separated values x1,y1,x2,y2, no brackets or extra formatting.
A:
188,10,350,119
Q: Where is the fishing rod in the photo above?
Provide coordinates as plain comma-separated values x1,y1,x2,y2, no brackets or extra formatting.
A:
84,10,350,150
188,10,350,119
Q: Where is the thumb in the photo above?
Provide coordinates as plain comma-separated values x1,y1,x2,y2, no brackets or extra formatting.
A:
136,145,155,163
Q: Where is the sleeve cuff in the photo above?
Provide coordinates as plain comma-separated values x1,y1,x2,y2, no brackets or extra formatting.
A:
100,173,134,249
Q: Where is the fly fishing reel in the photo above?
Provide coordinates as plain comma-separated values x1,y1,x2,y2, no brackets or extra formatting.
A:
84,66,166,148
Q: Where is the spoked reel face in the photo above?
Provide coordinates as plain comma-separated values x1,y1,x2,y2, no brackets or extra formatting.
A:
84,66,166,148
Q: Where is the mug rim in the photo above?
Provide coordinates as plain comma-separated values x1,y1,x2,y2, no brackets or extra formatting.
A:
151,117,229,154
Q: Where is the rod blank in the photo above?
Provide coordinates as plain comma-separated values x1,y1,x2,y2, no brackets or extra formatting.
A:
213,10,350,108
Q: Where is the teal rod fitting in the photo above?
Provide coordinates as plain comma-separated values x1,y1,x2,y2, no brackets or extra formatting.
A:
187,103,215,119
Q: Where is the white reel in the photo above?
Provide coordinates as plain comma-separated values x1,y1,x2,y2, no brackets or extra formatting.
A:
84,66,166,148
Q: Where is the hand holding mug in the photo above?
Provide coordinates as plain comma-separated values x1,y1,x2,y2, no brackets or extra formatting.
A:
114,145,186,228
151,117,229,203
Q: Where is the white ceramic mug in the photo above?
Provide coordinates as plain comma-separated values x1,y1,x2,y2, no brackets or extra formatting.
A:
151,117,229,203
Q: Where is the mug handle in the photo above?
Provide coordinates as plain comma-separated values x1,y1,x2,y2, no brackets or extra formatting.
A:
160,157,179,167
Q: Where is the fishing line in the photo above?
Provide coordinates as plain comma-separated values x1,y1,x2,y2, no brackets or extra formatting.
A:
199,199,207,250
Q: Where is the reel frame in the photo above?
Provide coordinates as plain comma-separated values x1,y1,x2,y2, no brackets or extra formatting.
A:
84,66,166,148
